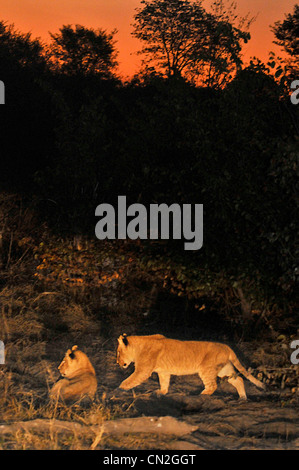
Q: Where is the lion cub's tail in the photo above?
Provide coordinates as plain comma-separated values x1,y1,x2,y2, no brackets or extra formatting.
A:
229,351,266,390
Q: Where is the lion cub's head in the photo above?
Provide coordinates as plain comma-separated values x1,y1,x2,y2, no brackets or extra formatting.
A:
58,345,95,378
117,334,133,369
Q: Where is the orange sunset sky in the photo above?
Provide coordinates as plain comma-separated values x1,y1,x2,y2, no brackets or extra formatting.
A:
0,0,295,79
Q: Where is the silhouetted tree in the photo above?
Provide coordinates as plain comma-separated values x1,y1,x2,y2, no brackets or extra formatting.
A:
132,0,251,87
0,21,52,190
272,4,299,58
0,21,46,73
49,24,118,76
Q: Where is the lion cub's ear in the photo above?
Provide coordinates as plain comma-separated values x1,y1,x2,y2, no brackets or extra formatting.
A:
68,345,78,359
118,334,129,346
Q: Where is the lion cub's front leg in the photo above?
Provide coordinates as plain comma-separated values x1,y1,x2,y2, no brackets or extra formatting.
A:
156,372,170,395
119,367,152,391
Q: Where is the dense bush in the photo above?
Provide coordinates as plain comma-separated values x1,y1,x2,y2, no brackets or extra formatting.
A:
0,17,297,330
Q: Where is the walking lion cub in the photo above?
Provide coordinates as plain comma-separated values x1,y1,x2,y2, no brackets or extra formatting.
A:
50,345,97,402
117,334,265,400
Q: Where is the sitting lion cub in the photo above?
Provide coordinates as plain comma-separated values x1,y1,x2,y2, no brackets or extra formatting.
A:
50,345,97,402
117,334,265,400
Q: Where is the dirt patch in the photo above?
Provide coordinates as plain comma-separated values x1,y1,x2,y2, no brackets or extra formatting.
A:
106,370,299,450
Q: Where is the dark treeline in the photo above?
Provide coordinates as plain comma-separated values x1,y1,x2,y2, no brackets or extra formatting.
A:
0,1,298,327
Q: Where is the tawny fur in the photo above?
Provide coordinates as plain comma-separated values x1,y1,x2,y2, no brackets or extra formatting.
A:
116,334,265,400
50,345,97,402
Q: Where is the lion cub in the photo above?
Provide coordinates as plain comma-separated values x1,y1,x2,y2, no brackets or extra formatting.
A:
117,334,265,400
50,345,97,403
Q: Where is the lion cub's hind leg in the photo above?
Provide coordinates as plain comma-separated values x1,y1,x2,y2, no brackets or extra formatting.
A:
218,362,247,400
199,368,218,395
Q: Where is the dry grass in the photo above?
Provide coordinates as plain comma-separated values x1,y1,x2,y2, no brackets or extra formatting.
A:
0,231,153,450
0,274,129,449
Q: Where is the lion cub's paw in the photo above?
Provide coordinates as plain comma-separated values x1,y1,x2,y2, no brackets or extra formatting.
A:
119,381,131,391
154,389,168,397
